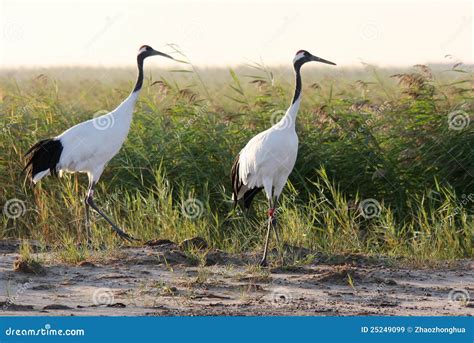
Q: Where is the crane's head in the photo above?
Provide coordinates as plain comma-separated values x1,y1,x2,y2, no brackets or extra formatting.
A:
137,45,175,60
293,50,336,69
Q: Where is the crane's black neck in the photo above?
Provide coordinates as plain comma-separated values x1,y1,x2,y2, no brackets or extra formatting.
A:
291,61,304,105
133,55,145,93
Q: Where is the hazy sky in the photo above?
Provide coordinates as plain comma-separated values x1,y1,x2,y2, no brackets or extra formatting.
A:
0,0,472,67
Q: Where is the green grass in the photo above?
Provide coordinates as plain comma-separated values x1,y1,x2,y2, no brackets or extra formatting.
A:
1,62,473,264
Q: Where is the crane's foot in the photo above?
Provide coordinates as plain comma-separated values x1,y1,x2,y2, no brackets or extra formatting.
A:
111,226,138,243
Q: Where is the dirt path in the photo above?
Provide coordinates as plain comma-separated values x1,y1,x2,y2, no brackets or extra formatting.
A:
0,239,472,316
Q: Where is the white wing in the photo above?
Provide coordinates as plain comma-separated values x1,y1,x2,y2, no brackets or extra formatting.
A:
239,127,298,193
57,98,135,174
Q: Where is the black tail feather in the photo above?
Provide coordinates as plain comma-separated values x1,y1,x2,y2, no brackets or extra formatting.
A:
23,138,63,181
243,187,262,209
231,154,241,208
230,153,262,210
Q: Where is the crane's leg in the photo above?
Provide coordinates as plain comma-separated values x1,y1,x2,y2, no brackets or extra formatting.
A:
271,197,280,246
85,182,136,242
260,198,275,266
84,199,92,245
83,177,93,246
271,196,285,265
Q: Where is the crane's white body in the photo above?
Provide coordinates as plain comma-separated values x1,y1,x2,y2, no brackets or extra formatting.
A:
236,98,301,200
32,92,138,184
231,50,335,265
25,45,175,243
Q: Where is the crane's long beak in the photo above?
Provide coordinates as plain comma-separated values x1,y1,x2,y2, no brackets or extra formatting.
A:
151,50,175,60
310,54,336,66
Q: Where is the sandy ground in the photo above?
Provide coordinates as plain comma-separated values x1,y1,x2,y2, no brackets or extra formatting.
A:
0,239,472,316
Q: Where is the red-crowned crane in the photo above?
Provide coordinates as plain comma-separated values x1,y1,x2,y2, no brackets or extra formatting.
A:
231,50,336,265
24,45,176,243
